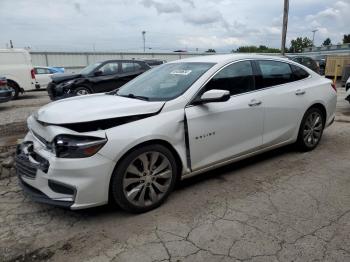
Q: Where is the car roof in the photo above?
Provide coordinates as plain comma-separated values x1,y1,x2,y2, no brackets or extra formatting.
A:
169,54,289,65
102,59,145,63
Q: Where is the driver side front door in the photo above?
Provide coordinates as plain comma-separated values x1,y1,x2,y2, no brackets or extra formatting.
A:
185,61,264,171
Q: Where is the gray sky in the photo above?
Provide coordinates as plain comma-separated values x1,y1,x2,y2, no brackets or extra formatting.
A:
0,0,349,52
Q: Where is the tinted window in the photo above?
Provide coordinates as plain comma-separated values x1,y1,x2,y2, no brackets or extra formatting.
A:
205,61,255,95
134,62,142,71
99,62,119,75
291,64,309,80
258,60,293,87
122,62,135,73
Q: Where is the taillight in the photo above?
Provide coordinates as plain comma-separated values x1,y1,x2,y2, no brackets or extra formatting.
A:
331,83,337,92
31,69,35,79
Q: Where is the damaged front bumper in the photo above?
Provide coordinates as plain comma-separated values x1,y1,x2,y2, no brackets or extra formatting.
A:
16,131,116,210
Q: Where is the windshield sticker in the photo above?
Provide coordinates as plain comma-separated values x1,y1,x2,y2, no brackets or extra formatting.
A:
170,70,192,75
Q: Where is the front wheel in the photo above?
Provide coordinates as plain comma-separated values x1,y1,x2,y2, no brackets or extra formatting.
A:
296,107,325,151
74,87,91,96
110,144,178,213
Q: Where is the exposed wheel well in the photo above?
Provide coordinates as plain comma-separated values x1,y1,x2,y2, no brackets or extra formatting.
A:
7,79,21,90
307,103,327,125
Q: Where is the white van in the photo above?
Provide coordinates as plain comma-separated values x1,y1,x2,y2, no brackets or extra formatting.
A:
0,49,36,99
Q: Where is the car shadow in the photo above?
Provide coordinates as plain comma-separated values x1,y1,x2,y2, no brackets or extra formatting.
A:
70,144,295,217
176,145,295,190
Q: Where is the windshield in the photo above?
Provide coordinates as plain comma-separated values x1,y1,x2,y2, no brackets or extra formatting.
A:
117,62,214,101
80,62,101,75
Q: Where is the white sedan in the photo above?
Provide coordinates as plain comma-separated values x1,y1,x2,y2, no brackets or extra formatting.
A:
16,54,337,213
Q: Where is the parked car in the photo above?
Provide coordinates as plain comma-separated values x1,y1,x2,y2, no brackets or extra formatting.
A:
143,59,166,68
287,56,320,74
49,67,65,73
0,77,12,103
16,54,336,213
0,49,36,99
310,55,326,75
34,66,64,89
47,60,151,100
346,77,350,103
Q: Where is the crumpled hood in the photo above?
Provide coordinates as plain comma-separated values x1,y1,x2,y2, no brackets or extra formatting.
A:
36,94,165,124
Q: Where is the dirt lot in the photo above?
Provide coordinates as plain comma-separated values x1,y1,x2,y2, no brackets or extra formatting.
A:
0,87,350,262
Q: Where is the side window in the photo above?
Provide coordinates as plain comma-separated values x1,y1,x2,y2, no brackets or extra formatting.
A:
134,62,142,71
257,60,293,87
99,62,119,75
122,62,135,73
291,64,309,81
293,57,302,63
204,61,255,96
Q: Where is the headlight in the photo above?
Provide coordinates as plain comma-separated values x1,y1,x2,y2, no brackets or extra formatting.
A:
53,135,107,158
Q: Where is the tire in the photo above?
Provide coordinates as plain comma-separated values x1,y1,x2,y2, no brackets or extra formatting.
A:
7,81,20,100
110,144,178,213
73,87,91,96
296,107,325,152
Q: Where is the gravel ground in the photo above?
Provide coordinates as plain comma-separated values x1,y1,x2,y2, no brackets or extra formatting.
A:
0,91,49,127
0,86,350,262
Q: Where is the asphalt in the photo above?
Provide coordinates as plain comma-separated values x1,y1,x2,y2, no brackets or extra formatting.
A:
0,86,349,262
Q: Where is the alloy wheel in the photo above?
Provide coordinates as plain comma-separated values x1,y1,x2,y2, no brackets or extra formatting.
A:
75,88,90,95
122,151,173,207
303,111,323,147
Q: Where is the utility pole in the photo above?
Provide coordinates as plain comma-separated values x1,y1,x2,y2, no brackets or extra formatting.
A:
311,29,318,46
142,31,146,52
281,0,289,55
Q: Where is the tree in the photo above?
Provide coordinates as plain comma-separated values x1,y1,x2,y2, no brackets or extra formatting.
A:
288,37,313,53
234,45,280,53
343,34,350,44
205,49,216,53
322,38,332,46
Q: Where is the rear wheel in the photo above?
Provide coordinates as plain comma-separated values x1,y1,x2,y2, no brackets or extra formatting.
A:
296,107,325,151
7,81,20,100
110,144,177,213
74,87,91,96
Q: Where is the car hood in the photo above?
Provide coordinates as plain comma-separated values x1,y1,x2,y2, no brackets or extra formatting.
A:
51,73,82,83
36,94,165,125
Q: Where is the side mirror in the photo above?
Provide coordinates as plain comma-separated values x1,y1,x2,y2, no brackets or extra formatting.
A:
94,70,103,76
197,89,230,104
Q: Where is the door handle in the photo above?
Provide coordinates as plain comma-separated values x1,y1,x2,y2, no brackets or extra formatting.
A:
248,99,262,107
295,89,306,95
